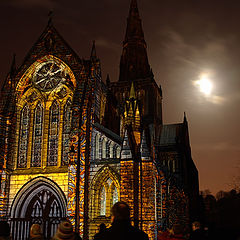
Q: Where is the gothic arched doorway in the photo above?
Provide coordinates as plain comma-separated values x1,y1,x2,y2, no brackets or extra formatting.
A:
10,177,67,240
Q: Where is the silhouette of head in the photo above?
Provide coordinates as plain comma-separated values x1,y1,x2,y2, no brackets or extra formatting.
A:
111,201,130,221
30,224,43,240
192,221,201,231
53,221,74,240
99,223,106,232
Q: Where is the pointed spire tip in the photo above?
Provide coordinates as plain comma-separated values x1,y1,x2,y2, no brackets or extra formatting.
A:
90,40,97,59
47,11,53,26
184,112,187,123
130,81,136,99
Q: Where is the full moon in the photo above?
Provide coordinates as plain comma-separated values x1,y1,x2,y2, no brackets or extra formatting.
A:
195,76,213,95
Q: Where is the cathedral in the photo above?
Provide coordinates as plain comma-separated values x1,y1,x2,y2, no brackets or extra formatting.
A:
0,0,199,239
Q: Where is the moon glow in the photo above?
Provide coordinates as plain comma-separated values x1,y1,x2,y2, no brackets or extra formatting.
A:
195,76,213,95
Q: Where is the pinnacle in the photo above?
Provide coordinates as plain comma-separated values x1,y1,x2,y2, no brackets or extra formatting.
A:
129,0,140,18
130,81,136,99
90,40,97,60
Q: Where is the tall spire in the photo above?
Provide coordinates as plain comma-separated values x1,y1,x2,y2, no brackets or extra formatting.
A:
124,0,144,44
119,0,151,82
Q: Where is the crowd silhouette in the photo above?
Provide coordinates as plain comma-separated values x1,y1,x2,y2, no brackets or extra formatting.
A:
0,194,240,240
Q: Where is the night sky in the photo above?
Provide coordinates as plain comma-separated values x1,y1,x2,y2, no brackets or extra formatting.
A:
1,0,240,195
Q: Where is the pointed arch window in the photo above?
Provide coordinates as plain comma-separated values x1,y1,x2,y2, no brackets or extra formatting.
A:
62,100,72,166
95,134,100,159
112,185,118,205
100,186,106,216
106,141,111,159
102,138,106,159
31,102,43,167
18,105,30,168
48,101,60,166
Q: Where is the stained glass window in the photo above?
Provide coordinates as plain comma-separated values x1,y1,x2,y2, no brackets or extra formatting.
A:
62,100,72,166
100,186,106,216
31,102,43,167
18,105,30,168
112,185,118,205
48,101,59,166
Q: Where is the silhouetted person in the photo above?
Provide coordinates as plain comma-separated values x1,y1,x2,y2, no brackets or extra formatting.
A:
189,221,207,240
102,201,149,240
93,223,106,240
0,221,11,240
52,221,82,240
29,224,44,240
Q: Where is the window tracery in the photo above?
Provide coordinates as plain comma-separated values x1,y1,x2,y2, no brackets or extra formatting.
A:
62,100,72,166
31,102,43,167
18,105,30,168
48,101,60,166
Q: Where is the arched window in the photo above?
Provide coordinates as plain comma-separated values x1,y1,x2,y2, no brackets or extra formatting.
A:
110,143,114,158
116,147,121,158
48,101,60,166
31,102,43,167
106,141,111,159
62,100,72,166
18,105,30,168
102,138,106,159
112,185,118,205
95,134,100,159
100,186,106,216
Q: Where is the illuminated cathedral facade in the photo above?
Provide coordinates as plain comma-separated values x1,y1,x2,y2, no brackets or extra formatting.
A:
0,1,199,239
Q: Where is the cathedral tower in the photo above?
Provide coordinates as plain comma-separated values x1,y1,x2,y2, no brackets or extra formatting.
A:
110,0,163,139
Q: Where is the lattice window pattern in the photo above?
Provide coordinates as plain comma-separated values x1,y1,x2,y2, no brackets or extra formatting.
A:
62,99,72,166
48,101,60,166
18,105,30,168
31,102,43,167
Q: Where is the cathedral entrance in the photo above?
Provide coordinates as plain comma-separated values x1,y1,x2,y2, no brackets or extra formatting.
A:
9,177,67,240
